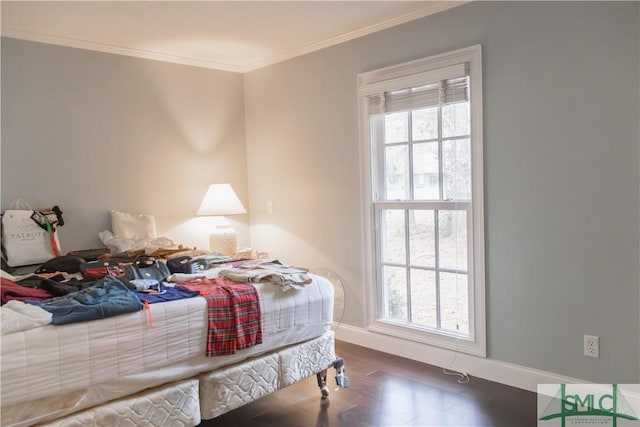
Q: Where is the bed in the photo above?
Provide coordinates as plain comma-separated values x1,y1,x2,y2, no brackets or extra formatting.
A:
0,273,337,427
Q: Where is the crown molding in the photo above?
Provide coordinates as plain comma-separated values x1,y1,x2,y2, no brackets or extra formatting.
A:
1,28,248,73
243,1,468,72
2,1,467,74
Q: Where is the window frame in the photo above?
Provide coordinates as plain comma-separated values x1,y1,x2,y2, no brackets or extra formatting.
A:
358,45,486,357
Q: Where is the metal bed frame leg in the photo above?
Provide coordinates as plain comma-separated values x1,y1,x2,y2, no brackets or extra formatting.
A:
333,357,349,388
316,369,329,399
316,357,349,399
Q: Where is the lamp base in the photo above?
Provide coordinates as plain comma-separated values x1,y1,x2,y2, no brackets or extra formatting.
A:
209,226,237,256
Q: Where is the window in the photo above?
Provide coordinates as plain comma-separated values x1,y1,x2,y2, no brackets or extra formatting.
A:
359,46,485,356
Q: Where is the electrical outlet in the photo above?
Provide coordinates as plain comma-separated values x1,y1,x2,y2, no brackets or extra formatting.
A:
584,335,599,358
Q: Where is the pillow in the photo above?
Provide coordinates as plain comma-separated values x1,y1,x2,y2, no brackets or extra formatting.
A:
111,210,157,240
98,230,177,253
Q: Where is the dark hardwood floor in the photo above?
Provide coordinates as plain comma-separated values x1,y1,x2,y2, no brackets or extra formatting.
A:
198,340,537,427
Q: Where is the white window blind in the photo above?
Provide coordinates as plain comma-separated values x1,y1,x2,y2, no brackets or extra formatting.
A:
366,64,469,115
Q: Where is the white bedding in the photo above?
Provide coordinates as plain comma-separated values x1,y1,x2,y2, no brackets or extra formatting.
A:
1,274,334,426
1,300,52,335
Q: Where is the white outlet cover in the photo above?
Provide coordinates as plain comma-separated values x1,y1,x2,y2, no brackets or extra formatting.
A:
584,335,599,358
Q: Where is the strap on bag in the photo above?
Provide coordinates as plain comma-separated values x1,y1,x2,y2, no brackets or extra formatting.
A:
30,204,64,258
8,199,33,211
45,217,61,257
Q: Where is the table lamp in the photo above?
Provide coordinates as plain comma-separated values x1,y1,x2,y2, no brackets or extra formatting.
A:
197,183,247,255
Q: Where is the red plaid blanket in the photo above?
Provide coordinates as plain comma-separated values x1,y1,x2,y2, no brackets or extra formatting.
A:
178,277,262,357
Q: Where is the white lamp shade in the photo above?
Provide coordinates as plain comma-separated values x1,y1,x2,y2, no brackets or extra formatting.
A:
197,184,247,216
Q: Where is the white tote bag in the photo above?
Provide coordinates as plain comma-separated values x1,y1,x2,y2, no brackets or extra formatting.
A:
1,200,61,267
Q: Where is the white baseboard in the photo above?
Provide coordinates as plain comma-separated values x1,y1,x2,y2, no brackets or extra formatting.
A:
333,323,585,392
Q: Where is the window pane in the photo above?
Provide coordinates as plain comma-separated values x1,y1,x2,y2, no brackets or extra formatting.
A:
440,272,469,334
412,107,438,141
384,112,408,143
410,269,436,328
382,209,406,264
442,102,470,138
443,138,471,200
412,142,439,200
384,266,407,321
409,210,435,267
438,210,468,271
385,145,409,200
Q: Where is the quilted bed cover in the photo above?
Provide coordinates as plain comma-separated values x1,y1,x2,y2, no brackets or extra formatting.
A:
1,274,334,426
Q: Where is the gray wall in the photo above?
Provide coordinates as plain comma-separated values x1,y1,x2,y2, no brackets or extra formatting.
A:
244,1,639,382
2,38,250,251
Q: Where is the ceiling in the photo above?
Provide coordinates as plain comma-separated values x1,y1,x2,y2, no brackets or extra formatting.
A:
1,1,463,73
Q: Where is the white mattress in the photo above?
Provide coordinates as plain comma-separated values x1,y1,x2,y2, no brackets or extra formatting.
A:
1,274,334,422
